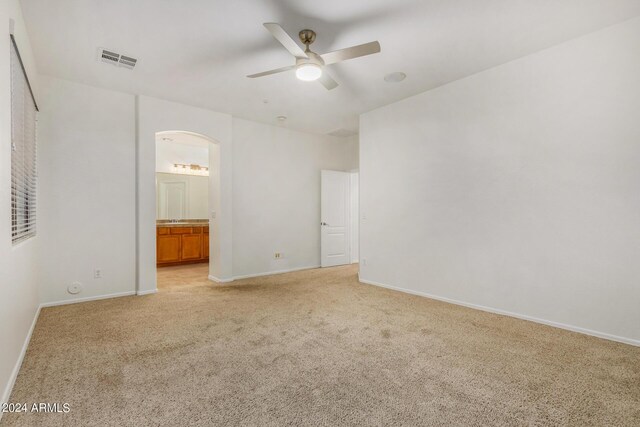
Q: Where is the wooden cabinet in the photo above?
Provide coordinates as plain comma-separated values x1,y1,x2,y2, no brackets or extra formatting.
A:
181,234,202,260
157,235,181,263
203,232,209,258
157,225,209,267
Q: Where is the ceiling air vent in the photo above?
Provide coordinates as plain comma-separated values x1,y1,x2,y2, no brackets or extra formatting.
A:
97,48,138,70
100,49,119,64
119,55,137,69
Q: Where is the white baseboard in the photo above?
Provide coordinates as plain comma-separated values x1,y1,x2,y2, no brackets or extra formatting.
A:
358,276,640,347
208,275,234,283
40,290,137,308
208,265,321,283
136,289,157,296
231,265,320,281
1,305,41,410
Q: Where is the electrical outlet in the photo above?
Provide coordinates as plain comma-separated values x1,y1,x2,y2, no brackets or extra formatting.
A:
362,258,367,266
274,252,284,259
94,269,102,279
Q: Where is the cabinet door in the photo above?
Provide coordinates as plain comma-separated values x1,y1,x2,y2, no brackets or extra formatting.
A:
181,234,202,260
157,235,181,263
203,232,209,258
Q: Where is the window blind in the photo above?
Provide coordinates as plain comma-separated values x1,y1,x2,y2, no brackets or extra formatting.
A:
10,36,38,244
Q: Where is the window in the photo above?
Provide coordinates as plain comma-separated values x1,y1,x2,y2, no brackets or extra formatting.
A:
10,36,38,244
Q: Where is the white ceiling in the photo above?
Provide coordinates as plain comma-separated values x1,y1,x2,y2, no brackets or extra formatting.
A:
22,0,640,135
156,131,211,148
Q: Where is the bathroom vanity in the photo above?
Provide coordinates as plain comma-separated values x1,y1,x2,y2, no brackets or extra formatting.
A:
156,220,209,267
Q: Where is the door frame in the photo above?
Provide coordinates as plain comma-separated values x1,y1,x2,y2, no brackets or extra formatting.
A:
136,96,233,295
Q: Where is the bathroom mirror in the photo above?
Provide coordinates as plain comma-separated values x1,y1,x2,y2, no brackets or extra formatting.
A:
156,172,209,220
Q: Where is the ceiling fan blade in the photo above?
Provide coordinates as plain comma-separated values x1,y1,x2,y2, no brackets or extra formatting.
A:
263,23,308,59
318,71,339,90
320,41,380,65
247,65,296,78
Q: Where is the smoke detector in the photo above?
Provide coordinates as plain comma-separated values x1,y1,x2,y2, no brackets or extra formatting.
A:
384,72,406,83
97,47,138,70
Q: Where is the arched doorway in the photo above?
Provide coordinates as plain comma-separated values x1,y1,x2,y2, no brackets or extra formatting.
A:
135,96,233,295
154,131,220,288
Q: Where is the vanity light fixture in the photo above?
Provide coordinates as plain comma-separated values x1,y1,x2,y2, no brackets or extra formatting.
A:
172,163,209,176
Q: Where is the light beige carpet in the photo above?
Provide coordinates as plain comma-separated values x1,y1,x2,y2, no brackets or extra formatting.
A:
2,264,639,426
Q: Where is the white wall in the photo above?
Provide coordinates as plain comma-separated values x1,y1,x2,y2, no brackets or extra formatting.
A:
155,139,209,174
350,172,359,263
359,17,640,345
232,119,358,278
0,0,40,407
35,83,358,298
343,135,359,169
37,76,136,304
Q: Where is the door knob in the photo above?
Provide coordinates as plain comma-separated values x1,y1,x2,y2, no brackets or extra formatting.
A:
321,222,328,226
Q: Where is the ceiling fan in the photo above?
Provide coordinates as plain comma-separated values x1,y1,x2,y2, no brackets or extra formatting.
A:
247,23,381,90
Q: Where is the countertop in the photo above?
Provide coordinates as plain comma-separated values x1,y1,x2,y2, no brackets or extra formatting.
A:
157,221,209,228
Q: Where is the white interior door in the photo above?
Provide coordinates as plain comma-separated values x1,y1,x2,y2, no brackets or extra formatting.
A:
321,170,350,267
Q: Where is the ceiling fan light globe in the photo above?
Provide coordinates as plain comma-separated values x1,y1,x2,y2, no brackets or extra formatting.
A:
296,64,322,81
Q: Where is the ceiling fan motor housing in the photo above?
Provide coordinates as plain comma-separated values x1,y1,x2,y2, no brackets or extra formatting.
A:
296,29,323,67
299,29,316,45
